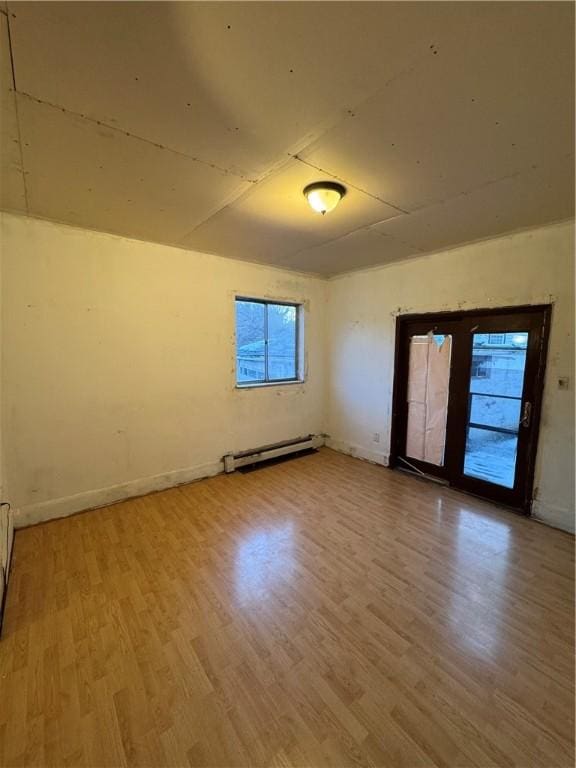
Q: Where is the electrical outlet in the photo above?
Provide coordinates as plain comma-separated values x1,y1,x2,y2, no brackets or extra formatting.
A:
373,432,380,443
558,377,570,390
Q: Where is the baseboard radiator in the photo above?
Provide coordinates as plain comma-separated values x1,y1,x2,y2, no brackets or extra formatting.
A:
224,434,323,473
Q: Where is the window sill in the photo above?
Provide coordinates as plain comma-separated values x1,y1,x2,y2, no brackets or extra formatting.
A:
235,380,305,390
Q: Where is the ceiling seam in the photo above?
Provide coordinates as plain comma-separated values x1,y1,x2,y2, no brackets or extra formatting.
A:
292,156,409,214
362,153,575,253
176,148,573,267
283,220,426,268
404,153,574,215
6,37,440,246
0,209,326,280
283,222,379,264
15,91,258,183
284,152,575,264
173,153,303,245
155,53,434,245
294,152,573,226
6,6,29,214
172,151,407,249
327,218,575,280
284,47,444,175
28,43,436,246
174,140,412,247
5,3,17,91
168,56,428,244
7,10,571,273
366,227,427,253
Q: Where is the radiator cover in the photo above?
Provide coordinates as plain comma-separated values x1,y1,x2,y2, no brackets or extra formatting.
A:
224,434,323,473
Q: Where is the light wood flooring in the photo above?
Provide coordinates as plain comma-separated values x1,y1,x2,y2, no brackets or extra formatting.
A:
0,448,574,767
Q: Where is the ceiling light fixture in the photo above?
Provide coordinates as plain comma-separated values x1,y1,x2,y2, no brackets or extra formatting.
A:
303,181,346,215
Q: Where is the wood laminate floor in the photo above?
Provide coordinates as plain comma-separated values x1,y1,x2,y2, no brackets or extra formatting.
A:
0,448,574,767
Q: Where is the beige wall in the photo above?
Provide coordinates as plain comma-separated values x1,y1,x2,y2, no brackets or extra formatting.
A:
0,213,327,526
326,221,575,532
0,223,3,502
1,213,574,533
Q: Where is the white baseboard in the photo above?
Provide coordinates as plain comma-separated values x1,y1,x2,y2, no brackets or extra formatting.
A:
531,500,575,534
0,504,15,631
0,505,14,573
326,437,389,467
14,459,224,529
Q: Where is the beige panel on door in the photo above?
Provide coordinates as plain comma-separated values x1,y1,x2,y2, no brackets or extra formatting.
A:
406,334,452,466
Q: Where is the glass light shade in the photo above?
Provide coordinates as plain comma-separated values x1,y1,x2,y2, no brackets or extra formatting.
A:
306,188,341,214
303,182,346,214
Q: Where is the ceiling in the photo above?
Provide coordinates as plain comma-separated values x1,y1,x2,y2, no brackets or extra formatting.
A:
1,2,574,276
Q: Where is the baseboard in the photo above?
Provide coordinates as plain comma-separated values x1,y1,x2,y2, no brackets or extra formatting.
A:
14,459,224,529
531,500,575,534
0,504,15,635
0,505,14,574
326,438,389,467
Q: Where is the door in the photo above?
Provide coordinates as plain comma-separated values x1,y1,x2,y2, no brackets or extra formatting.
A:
391,306,551,512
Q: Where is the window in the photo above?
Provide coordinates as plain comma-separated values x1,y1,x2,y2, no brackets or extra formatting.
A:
488,333,506,345
471,354,492,379
235,298,300,385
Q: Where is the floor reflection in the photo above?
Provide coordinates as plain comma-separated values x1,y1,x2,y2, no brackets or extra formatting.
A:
448,508,511,659
234,521,295,606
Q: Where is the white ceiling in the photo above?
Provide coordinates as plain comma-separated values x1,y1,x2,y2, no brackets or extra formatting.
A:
1,2,574,276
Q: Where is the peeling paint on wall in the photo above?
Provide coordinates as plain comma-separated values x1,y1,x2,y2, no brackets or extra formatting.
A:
1,213,328,523
326,221,575,532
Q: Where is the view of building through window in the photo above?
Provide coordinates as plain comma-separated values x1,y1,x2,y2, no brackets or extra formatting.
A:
464,332,529,488
235,299,298,384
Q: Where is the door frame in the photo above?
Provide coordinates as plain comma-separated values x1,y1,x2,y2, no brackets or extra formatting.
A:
389,304,552,514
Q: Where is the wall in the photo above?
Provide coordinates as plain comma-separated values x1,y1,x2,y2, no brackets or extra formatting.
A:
0,213,327,527
326,221,575,533
1,213,574,535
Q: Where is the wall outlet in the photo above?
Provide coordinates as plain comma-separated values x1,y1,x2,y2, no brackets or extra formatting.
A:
373,432,380,443
558,377,570,390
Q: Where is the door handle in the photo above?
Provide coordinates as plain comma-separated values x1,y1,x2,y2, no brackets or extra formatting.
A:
521,401,532,428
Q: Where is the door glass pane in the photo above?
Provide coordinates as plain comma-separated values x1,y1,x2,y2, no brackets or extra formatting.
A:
469,394,522,431
463,332,528,488
406,333,452,466
267,303,297,380
236,301,266,383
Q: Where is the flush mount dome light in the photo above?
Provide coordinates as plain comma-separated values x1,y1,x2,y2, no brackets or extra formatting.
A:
303,181,346,215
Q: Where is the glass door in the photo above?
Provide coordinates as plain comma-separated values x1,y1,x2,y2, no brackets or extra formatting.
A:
454,309,550,510
392,306,550,513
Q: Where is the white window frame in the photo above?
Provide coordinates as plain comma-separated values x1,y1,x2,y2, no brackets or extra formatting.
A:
235,297,304,388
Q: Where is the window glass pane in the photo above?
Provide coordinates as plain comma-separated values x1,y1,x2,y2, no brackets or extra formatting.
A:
469,332,527,397
464,427,518,489
469,394,521,431
267,303,297,381
463,331,528,488
236,301,265,383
